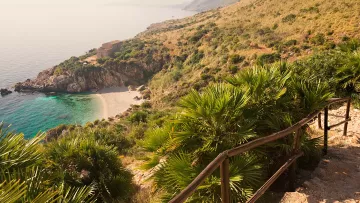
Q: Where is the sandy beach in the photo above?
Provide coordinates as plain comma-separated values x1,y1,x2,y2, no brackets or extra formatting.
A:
95,87,143,119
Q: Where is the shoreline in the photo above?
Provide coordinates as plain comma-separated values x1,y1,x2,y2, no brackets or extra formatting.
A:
94,87,143,119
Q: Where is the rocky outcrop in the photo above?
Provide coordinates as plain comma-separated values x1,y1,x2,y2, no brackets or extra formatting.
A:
0,88,12,96
15,59,164,93
97,40,122,58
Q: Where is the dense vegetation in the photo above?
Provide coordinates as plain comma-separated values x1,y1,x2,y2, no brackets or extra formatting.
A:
2,0,360,202
0,125,135,202
2,40,360,202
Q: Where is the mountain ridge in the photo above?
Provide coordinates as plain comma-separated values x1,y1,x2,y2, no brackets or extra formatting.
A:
184,0,239,11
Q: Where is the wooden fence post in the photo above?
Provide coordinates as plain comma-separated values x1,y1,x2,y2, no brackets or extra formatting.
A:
323,107,329,155
318,113,322,129
220,158,230,203
289,129,301,191
343,99,351,136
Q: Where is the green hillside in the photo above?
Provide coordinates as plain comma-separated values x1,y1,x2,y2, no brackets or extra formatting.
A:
2,0,360,202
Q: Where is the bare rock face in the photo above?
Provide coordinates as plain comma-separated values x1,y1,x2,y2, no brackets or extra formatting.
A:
0,88,12,96
14,60,160,93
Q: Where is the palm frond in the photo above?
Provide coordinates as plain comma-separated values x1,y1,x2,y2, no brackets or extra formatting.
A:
0,180,27,203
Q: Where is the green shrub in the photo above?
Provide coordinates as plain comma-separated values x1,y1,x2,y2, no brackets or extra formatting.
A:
92,128,132,153
272,23,279,30
97,57,111,64
310,33,326,45
256,53,281,65
141,125,172,152
284,39,297,47
200,73,214,81
282,14,296,23
325,42,336,50
256,27,273,36
94,119,100,125
54,67,64,76
128,111,148,123
129,123,147,140
141,101,152,109
189,29,209,43
45,133,134,202
188,50,205,65
339,39,360,52
342,35,351,42
171,69,182,81
290,46,301,53
140,154,160,170
300,6,319,13
229,65,239,74
229,54,245,64
327,30,334,35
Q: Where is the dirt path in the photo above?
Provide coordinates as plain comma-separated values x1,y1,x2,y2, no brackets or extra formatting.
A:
281,105,360,203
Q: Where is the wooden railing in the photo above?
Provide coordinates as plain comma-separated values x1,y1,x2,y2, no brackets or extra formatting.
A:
170,98,352,203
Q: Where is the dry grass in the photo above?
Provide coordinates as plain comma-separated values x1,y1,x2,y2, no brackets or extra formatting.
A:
136,0,360,107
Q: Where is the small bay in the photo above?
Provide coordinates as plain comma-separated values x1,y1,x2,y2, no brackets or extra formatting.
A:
0,2,195,137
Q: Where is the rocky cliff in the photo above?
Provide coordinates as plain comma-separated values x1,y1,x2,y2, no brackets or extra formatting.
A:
15,39,169,93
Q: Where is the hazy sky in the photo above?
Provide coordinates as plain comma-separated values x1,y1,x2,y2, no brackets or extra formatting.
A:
0,0,190,6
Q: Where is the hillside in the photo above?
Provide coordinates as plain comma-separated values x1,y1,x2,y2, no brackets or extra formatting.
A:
184,0,239,11
15,0,360,107
4,0,360,202
138,0,360,107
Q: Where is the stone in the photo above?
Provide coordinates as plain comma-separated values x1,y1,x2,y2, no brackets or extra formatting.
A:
134,96,141,100
128,85,137,91
0,88,12,96
80,169,91,184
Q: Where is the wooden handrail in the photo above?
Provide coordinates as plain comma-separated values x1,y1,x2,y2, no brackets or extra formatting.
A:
228,110,320,157
169,152,228,203
170,98,352,203
247,152,304,203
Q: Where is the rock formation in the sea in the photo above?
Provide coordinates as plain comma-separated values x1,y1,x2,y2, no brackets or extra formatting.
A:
15,39,168,93
0,88,12,96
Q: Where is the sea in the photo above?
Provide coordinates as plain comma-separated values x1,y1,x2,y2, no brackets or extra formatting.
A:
0,1,195,138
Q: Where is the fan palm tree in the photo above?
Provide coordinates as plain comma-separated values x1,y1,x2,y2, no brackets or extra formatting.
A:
153,152,263,203
336,51,360,92
170,83,256,161
145,63,334,202
0,124,96,202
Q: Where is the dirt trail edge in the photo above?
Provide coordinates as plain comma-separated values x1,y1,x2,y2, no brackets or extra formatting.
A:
281,105,360,203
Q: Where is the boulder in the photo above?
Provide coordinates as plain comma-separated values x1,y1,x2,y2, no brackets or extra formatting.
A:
14,83,22,92
0,88,12,96
128,85,137,91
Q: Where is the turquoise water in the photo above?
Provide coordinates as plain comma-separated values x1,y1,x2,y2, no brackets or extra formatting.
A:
0,2,195,138
0,92,101,139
